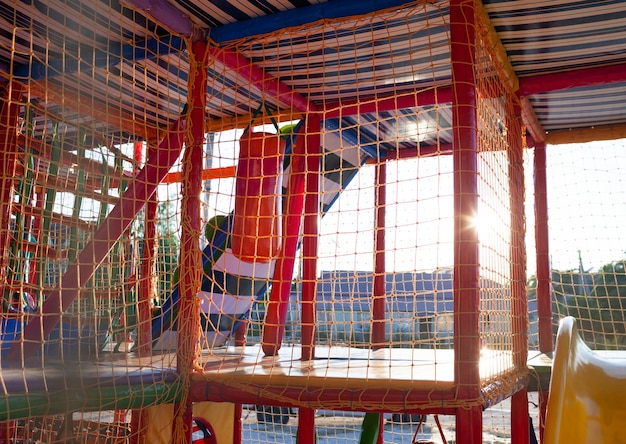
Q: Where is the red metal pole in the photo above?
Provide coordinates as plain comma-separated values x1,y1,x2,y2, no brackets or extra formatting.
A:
509,104,529,444
297,113,321,444
518,62,626,97
171,37,208,444
534,142,552,354
323,86,453,119
450,0,482,442
0,86,21,299
372,161,386,349
534,141,552,443
262,124,307,356
136,142,156,356
511,389,530,444
130,141,153,444
301,113,320,361
234,320,247,346
233,403,243,444
208,46,317,114
0,421,16,444
509,104,528,368
297,408,316,444
368,143,453,162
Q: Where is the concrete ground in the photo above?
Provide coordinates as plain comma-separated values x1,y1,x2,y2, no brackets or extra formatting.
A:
241,394,541,443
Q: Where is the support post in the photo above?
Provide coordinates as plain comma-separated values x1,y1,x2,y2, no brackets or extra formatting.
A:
136,142,156,356
297,114,321,444
301,113,321,361
0,86,21,299
534,142,552,354
534,140,552,442
511,389,530,444
372,161,386,349
297,408,316,444
233,404,243,444
509,104,529,444
450,0,482,442
234,320,247,346
171,37,208,444
130,141,154,444
262,124,307,355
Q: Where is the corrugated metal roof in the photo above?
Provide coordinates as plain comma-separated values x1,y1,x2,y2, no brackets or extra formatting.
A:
483,0,626,134
0,0,624,147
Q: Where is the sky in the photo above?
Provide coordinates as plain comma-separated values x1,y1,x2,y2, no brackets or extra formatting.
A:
318,138,626,277
532,138,626,272
318,156,454,274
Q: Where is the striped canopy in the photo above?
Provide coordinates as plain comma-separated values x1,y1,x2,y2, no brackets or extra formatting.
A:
0,0,624,147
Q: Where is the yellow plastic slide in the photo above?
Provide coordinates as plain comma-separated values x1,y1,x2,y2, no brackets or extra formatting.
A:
544,316,626,444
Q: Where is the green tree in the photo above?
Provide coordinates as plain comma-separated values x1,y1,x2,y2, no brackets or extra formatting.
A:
590,260,626,343
154,201,180,304
547,260,626,349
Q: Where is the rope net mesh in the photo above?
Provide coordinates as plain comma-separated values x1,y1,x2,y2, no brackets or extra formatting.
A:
0,0,533,442
533,138,626,351
0,0,188,440
474,17,525,383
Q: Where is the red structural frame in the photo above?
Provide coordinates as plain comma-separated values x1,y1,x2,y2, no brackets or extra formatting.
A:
450,0,483,442
533,141,552,442
137,142,157,357
173,37,208,443
261,125,307,355
186,3,530,444
509,103,530,444
10,0,626,441
517,62,626,97
0,86,22,305
301,113,321,361
372,161,387,349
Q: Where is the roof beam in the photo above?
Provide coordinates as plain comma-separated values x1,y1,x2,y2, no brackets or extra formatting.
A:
517,63,626,97
546,123,626,146
209,0,433,43
207,45,318,113
323,86,453,119
520,96,546,145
